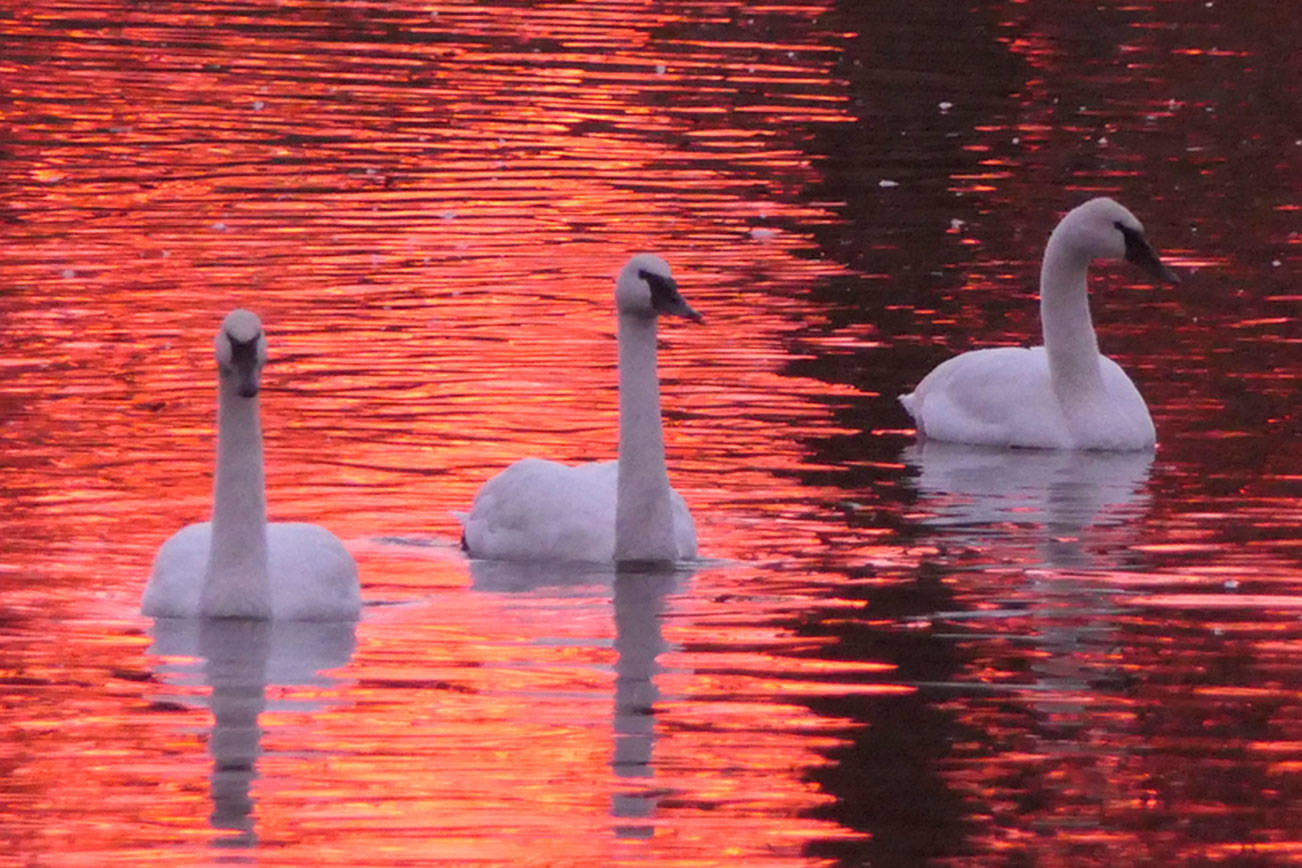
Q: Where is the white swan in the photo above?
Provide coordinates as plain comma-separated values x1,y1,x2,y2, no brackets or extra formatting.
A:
460,254,701,564
899,197,1179,450
143,309,361,621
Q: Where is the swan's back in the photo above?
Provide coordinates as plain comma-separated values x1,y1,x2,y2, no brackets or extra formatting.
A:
144,522,360,621
462,458,618,561
267,523,361,620
901,346,1154,450
901,347,1070,448
462,457,696,562
144,522,211,617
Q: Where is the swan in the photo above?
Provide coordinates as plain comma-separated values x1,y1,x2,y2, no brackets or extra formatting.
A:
142,309,361,621
899,197,1180,450
460,254,702,564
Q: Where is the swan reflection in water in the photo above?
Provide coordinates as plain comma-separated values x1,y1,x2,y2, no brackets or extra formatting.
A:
901,440,1154,569
469,558,689,839
903,440,1155,703
147,618,358,847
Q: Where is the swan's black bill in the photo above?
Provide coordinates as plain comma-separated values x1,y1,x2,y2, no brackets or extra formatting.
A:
1117,222,1181,285
641,269,705,323
228,332,262,398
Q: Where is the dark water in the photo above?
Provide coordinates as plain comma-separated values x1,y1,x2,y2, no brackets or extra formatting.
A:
0,1,1297,864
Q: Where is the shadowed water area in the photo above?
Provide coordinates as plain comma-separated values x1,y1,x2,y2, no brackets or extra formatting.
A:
0,0,1298,864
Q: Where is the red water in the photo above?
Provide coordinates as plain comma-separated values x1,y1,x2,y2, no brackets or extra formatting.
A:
0,0,1297,864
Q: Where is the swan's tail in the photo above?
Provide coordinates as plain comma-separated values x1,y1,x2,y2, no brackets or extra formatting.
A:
451,510,470,551
898,392,924,436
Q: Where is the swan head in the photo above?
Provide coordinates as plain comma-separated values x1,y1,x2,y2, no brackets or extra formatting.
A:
1058,197,1181,284
214,309,267,398
615,254,704,323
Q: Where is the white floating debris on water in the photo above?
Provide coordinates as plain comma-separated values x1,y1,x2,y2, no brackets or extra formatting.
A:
1272,259,1282,267
212,221,228,231
441,209,457,220
938,101,953,112
1098,136,1108,145
750,227,777,240
1224,579,1240,590
878,179,899,188
656,63,666,75
253,100,264,111
61,268,76,279
949,218,965,231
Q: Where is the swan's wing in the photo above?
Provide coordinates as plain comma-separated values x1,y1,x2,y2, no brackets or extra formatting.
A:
1088,356,1156,449
902,347,1072,448
267,523,361,621
463,458,618,562
142,522,211,617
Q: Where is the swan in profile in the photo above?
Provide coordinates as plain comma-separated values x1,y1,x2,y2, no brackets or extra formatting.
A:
143,309,361,621
461,254,702,564
899,197,1180,450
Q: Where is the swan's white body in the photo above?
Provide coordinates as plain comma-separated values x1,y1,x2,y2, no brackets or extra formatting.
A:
901,345,1153,451
464,458,696,562
461,254,700,564
143,310,361,621
900,198,1178,451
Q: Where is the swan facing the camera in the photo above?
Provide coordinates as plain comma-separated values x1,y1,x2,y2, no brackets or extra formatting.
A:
461,254,701,564
899,197,1179,451
143,309,361,621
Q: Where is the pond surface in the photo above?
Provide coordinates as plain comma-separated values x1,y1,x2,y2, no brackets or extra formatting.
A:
1,0,1298,864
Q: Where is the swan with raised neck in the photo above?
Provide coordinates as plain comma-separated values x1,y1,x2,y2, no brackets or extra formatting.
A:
460,254,702,564
899,197,1179,450
143,310,361,621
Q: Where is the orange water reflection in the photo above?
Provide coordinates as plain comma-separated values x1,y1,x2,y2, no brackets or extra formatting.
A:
1,0,874,864
1,0,1299,865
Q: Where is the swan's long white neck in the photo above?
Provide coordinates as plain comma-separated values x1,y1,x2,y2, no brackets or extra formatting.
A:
615,312,676,562
200,377,272,618
1040,227,1105,399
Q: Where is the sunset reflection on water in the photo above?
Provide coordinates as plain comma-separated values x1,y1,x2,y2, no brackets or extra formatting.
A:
1,0,1298,864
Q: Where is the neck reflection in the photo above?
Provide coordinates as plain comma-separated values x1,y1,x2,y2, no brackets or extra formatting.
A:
148,617,358,848
467,558,689,840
